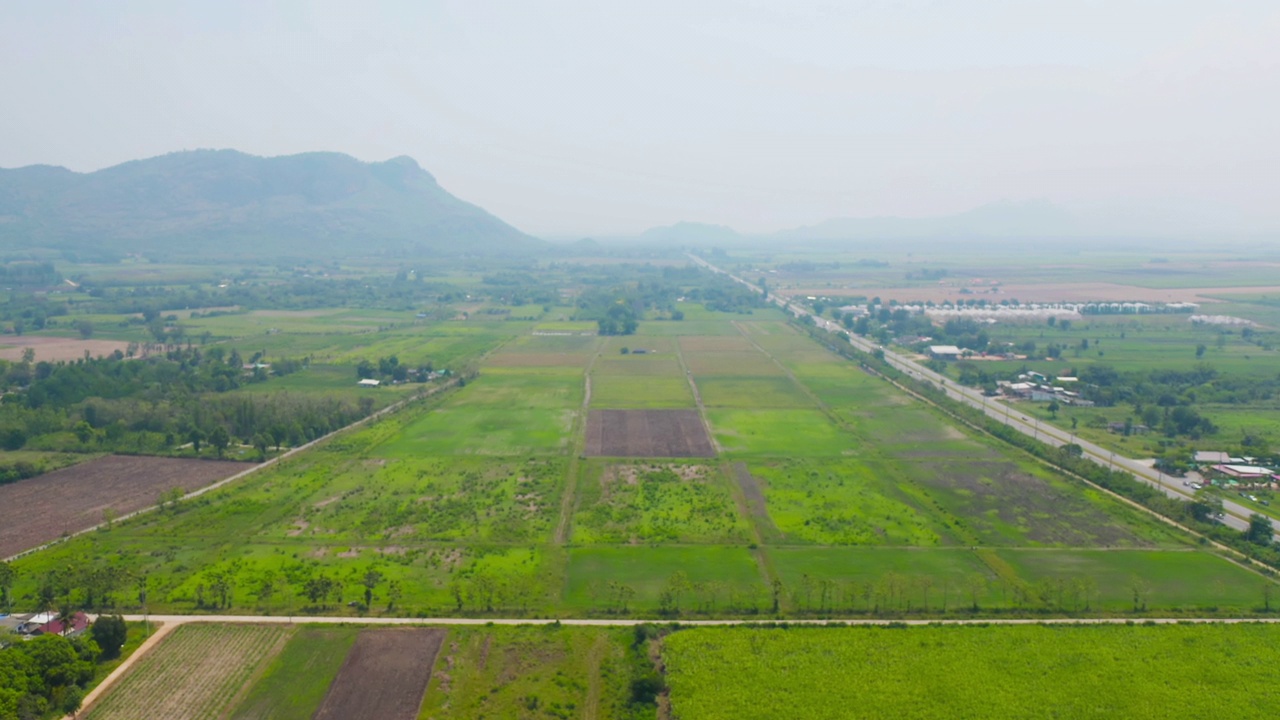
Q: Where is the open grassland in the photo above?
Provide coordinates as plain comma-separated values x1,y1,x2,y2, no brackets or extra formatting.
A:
422,625,647,720
571,462,751,544
663,623,1280,719
229,626,360,720
83,624,290,720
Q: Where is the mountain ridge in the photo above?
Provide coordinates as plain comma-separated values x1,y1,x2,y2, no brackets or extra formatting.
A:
0,149,540,260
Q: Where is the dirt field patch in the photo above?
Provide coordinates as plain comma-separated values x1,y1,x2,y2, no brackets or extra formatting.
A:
0,455,248,557
313,628,445,720
0,335,130,362
585,409,716,457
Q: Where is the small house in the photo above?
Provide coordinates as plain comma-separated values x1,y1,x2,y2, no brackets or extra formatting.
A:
357,378,381,387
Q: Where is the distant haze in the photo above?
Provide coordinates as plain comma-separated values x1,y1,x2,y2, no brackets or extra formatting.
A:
3,1,1278,238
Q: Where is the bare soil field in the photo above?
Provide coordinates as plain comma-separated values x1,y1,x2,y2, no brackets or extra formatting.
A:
782,282,1280,304
585,409,716,457
0,455,247,557
312,628,445,720
0,335,130,362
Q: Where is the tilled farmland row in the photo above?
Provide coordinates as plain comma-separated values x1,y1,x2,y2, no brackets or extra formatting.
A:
0,455,247,558
82,624,291,720
313,628,446,720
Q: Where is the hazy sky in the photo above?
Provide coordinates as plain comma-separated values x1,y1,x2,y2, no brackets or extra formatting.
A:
3,1,1278,236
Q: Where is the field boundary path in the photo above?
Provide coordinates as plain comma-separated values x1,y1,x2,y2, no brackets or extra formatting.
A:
555,339,604,544
5,379,460,563
672,337,720,454
62,621,177,720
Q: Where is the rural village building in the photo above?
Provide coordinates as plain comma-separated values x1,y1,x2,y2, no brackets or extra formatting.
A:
928,345,962,360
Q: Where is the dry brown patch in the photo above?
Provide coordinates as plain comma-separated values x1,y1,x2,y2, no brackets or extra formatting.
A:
0,455,247,557
585,409,716,458
0,336,131,362
313,629,445,720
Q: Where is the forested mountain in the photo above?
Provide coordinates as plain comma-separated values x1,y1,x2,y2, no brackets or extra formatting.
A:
0,150,540,260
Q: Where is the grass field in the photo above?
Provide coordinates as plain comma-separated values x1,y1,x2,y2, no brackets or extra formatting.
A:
229,627,359,720
570,462,751,544
420,625,646,720
663,623,1280,719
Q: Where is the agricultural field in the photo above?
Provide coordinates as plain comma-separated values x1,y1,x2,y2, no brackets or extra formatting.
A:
571,462,751,544
312,628,444,720
5,260,1278,620
584,409,716,458
229,627,360,720
663,623,1280,719
82,623,291,720
421,624,652,720
0,455,247,558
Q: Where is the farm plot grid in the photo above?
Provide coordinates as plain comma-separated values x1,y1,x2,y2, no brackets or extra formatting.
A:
0,455,248,558
584,409,716,457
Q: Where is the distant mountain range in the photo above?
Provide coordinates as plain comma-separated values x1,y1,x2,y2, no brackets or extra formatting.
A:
615,199,1271,247
0,150,540,260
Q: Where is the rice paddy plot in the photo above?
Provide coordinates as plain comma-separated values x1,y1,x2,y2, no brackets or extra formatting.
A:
379,406,574,456
683,351,785,376
706,409,852,457
589,375,696,408
695,376,816,409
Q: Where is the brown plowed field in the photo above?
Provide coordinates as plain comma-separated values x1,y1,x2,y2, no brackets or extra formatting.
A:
0,455,247,557
313,628,446,720
585,409,716,458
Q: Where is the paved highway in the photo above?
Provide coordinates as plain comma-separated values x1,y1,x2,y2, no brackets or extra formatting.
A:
689,254,1276,537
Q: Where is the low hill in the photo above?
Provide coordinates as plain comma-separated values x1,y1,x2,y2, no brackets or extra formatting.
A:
0,150,540,260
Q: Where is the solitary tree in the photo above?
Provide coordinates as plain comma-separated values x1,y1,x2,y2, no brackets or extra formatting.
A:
91,615,128,659
208,426,231,458
361,569,383,609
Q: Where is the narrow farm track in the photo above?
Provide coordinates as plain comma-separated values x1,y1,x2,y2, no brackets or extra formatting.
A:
672,337,720,454
555,338,604,544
